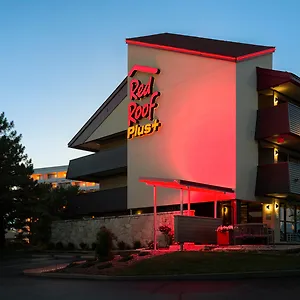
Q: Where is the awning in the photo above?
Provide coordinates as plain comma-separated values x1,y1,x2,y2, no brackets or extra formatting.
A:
139,177,235,194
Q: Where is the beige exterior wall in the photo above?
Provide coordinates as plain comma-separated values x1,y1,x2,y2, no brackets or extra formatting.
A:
235,54,273,201
86,96,130,142
127,45,237,209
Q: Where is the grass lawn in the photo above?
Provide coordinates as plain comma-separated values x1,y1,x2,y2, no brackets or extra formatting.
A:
112,251,300,276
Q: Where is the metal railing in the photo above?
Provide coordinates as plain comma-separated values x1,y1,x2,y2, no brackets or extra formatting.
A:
233,223,274,245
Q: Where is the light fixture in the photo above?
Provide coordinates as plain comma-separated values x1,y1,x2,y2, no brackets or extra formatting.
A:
277,137,284,144
275,203,279,209
266,204,270,210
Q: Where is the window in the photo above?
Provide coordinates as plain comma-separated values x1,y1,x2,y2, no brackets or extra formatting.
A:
280,204,300,241
47,173,57,179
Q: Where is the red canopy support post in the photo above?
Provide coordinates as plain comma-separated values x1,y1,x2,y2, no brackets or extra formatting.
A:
214,192,217,218
180,188,184,252
153,185,157,251
187,187,191,216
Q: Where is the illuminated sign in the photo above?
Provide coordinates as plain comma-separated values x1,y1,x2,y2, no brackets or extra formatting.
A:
127,65,162,139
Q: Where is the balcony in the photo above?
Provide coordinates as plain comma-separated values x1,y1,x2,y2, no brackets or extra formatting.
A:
67,145,127,182
255,103,300,151
256,162,300,198
67,187,127,216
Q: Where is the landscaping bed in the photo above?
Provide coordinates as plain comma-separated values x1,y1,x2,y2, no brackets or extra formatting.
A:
54,251,164,275
50,251,300,276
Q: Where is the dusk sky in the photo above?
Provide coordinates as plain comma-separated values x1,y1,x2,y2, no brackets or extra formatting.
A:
1,0,299,168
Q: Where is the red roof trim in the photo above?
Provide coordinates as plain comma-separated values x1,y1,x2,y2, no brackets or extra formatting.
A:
126,40,236,62
126,40,275,62
236,48,276,62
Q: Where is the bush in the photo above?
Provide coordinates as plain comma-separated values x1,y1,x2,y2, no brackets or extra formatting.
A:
97,262,113,270
138,251,150,257
55,242,64,250
91,242,97,251
133,240,142,249
79,261,96,268
47,242,55,250
95,226,114,260
79,242,88,250
117,241,126,250
67,242,75,250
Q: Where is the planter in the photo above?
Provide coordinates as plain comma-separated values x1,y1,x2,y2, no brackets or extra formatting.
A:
217,231,233,246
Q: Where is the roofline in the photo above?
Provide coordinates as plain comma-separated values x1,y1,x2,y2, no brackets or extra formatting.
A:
33,165,68,173
126,39,275,62
68,77,127,149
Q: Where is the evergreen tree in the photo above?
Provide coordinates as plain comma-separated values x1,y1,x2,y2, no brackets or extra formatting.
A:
0,112,35,249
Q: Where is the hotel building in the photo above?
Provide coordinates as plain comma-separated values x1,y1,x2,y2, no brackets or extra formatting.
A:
66,33,300,243
32,165,99,191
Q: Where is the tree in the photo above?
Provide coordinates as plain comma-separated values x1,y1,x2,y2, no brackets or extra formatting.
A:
28,184,79,245
0,112,35,249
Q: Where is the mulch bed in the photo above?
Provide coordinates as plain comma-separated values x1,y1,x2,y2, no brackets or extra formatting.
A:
54,251,166,275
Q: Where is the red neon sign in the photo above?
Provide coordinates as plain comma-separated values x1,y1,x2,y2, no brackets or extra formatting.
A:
127,65,162,139
128,65,160,77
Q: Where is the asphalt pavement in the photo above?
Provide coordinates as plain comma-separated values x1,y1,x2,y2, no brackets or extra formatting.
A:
1,257,300,300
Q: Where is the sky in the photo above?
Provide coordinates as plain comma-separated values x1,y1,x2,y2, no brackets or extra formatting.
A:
0,0,299,168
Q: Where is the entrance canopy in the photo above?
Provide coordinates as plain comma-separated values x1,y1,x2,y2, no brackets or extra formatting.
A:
139,177,235,194
139,177,235,251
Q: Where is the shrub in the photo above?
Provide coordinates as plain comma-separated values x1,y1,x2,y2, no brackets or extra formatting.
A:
118,255,133,262
138,251,150,257
47,242,55,250
79,242,88,250
147,241,158,250
55,242,64,250
95,226,114,260
117,241,126,250
91,242,97,251
97,262,113,270
79,261,96,268
133,240,142,249
67,242,75,250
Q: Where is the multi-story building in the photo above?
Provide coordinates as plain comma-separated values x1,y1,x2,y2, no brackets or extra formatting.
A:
32,165,99,192
66,33,300,243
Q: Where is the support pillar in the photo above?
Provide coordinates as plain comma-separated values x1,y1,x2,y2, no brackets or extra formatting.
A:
153,186,157,251
187,188,191,216
180,189,183,252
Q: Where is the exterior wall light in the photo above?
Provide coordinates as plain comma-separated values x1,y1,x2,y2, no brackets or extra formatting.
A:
274,148,279,163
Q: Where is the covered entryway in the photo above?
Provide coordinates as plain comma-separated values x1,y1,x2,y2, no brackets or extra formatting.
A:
139,177,235,250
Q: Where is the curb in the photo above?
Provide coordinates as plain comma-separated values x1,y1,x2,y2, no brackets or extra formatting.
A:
23,269,300,281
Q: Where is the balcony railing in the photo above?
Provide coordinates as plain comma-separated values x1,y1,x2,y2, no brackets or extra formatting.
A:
67,187,127,216
256,162,300,197
256,102,300,141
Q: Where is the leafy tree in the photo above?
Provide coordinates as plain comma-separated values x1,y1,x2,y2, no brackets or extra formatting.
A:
27,184,79,245
0,112,35,249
